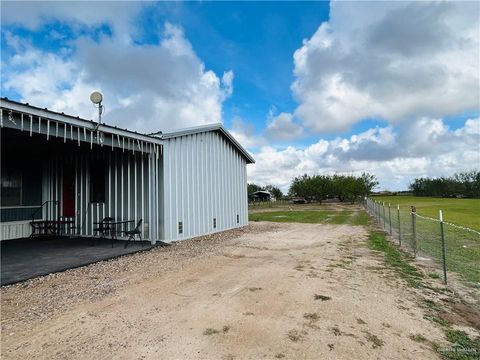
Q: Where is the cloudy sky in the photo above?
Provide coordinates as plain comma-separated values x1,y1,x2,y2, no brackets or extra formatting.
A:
1,1,479,192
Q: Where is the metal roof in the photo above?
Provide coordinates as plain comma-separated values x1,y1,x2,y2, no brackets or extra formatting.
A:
0,98,255,163
0,97,163,145
158,123,255,164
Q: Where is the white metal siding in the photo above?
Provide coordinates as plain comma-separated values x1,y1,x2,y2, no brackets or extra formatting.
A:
163,131,248,242
1,149,162,242
0,221,31,240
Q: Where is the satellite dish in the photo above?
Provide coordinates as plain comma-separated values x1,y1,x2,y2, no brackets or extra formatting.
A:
90,91,103,104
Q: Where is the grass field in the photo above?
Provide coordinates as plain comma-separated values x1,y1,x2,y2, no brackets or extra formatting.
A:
371,195,480,231
248,209,369,226
369,196,480,284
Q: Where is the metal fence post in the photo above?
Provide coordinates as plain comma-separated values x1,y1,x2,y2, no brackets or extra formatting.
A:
377,201,380,223
397,204,401,246
411,206,417,257
388,203,392,235
439,210,447,285
383,202,386,230
378,201,380,225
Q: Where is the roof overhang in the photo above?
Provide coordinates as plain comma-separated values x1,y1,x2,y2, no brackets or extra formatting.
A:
0,98,163,155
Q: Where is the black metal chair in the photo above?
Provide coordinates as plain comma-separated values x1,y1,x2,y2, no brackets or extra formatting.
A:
125,219,143,248
93,217,114,246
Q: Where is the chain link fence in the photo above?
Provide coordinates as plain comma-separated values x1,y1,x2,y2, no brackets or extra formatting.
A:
364,197,480,286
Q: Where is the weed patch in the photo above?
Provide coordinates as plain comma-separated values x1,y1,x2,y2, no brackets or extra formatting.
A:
365,332,384,348
439,329,480,360
314,294,331,301
203,328,219,335
410,334,427,343
424,314,451,327
287,329,303,342
367,231,424,288
303,313,320,321
428,272,441,279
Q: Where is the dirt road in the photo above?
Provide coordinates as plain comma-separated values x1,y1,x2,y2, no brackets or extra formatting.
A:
0,222,465,359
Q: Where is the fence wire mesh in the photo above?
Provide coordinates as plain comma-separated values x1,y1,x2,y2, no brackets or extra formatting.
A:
364,198,480,285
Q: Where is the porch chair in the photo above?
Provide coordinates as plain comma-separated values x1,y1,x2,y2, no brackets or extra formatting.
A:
93,217,114,246
124,219,143,248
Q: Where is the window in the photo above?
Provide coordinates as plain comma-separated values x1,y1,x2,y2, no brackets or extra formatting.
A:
237,214,239,224
1,169,22,206
178,221,183,234
90,160,106,203
213,218,217,229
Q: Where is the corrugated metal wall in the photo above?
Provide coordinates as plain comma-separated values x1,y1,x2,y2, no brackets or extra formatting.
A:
1,149,162,242
162,131,248,241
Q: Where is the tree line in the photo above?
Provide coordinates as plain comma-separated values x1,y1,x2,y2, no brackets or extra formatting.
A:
409,170,480,198
288,173,378,203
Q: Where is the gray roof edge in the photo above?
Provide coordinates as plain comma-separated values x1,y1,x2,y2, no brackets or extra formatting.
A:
160,123,255,164
1,98,254,163
0,98,164,145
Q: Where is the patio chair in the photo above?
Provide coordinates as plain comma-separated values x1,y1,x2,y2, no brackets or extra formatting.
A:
93,217,114,246
124,219,143,248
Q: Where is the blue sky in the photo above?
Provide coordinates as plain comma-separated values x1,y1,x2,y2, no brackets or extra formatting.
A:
1,1,479,191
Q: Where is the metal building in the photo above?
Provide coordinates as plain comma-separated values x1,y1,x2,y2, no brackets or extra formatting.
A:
0,98,254,243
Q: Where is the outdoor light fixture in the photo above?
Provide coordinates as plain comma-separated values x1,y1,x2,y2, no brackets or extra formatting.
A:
90,91,103,105
90,91,104,141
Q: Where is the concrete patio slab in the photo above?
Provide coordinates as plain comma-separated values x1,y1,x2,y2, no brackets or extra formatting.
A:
1,237,155,286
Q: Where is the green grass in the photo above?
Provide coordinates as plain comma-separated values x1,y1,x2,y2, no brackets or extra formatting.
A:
372,196,480,231
372,196,480,284
248,210,368,226
440,329,480,360
367,231,424,288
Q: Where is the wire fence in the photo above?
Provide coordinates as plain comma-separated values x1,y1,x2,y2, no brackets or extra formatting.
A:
364,197,480,286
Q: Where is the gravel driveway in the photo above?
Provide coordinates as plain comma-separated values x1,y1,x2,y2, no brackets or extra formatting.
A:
0,222,468,359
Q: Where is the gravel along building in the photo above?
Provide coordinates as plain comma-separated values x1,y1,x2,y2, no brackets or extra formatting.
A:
0,98,254,243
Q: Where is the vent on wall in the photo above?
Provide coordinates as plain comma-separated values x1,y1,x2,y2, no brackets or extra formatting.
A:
178,221,183,234
236,214,239,224
213,218,217,229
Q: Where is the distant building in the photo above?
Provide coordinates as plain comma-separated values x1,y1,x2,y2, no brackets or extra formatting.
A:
251,191,275,202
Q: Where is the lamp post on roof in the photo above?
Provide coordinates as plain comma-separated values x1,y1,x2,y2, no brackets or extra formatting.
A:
90,91,104,144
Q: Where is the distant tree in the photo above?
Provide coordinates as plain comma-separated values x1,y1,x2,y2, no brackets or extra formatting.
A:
455,170,480,198
357,172,379,196
288,173,378,203
409,170,479,198
289,174,312,198
264,185,283,199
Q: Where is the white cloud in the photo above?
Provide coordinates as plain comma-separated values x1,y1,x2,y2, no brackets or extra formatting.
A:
2,22,233,132
229,116,265,149
248,118,480,192
0,1,142,40
291,1,480,133
265,112,304,140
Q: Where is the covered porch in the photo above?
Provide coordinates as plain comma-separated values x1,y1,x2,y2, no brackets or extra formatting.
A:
0,100,164,244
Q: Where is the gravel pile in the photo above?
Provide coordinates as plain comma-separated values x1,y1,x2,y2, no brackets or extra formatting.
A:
1,222,279,333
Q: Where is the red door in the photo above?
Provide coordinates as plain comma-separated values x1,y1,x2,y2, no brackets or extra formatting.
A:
62,167,75,217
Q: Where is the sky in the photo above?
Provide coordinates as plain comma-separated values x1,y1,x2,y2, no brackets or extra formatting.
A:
1,1,479,192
